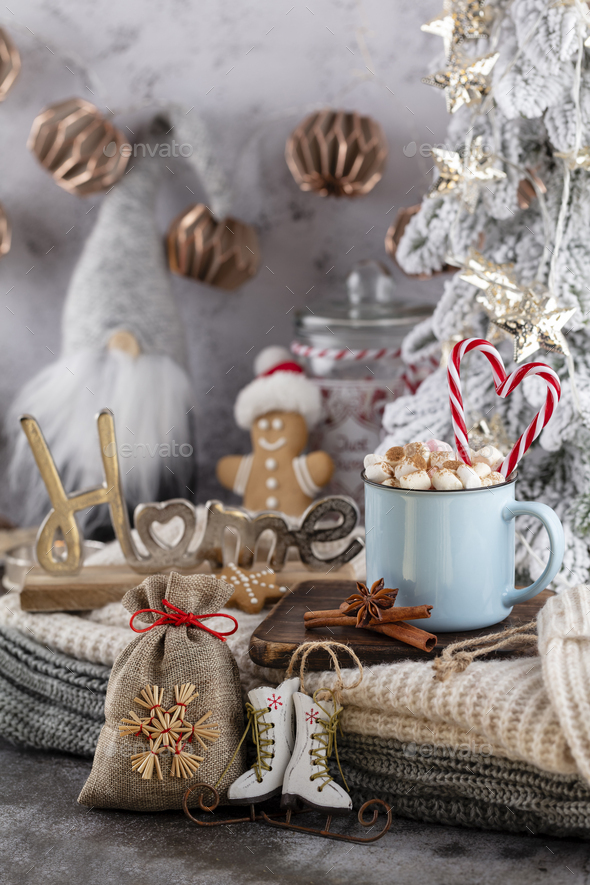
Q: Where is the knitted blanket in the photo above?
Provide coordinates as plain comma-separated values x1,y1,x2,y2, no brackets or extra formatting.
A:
0,623,108,756
2,621,589,837
339,734,590,839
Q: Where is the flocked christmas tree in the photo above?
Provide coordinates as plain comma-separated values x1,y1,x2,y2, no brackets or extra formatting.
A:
383,0,590,586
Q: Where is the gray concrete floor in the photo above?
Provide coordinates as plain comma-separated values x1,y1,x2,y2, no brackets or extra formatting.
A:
2,739,589,885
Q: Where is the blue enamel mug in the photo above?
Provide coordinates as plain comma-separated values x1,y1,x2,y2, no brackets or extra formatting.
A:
363,473,565,632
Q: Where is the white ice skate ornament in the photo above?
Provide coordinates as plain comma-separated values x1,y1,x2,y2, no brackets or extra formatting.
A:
281,689,352,815
227,677,300,805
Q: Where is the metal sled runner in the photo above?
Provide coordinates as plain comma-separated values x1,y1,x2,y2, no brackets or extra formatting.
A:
183,784,392,843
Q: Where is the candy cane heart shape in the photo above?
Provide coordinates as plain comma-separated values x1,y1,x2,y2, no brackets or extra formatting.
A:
447,338,561,478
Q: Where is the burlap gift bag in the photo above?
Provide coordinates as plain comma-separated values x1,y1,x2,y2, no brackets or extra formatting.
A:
78,572,246,811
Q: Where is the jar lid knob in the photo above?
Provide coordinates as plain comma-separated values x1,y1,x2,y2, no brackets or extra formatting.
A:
346,260,396,307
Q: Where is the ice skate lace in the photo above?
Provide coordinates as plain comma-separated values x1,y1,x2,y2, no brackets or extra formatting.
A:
214,702,274,788
309,690,349,793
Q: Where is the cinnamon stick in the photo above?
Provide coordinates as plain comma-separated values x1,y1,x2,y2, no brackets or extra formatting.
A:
304,617,356,628
304,615,437,653
304,612,436,651
304,605,433,623
371,620,437,653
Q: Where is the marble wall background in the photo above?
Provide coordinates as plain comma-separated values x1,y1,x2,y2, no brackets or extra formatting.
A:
0,0,450,520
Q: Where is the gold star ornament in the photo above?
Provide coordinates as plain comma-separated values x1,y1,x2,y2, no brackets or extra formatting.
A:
422,0,494,57
554,146,590,170
423,49,499,113
454,249,522,307
429,136,506,212
492,288,577,363
450,249,577,362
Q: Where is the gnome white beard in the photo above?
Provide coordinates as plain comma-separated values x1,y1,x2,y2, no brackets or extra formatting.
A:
7,348,195,536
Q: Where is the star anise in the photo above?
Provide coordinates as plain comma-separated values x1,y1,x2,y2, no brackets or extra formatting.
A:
341,578,398,627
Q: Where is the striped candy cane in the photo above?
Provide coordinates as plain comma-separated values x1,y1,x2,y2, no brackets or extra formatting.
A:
447,338,561,478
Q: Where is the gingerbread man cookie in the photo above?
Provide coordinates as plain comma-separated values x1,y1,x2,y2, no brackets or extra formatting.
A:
219,562,287,614
216,347,334,517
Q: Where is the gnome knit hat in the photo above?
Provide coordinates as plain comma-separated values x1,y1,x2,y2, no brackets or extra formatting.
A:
234,346,322,430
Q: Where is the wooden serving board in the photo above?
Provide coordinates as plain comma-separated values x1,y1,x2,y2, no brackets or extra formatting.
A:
20,561,357,612
249,580,552,670
20,565,151,612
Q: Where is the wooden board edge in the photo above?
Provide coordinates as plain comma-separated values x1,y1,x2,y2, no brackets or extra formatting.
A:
20,586,131,612
248,634,298,669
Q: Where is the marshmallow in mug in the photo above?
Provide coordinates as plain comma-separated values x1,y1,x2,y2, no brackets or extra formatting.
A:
364,439,507,491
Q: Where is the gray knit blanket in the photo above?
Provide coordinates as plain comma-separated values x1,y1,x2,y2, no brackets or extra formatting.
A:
0,624,108,756
339,734,590,840
2,621,590,838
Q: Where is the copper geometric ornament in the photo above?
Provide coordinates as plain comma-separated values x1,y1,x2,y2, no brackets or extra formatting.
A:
0,27,20,102
167,203,260,290
0,202,11,259
286,109,387,197
28,98,129,196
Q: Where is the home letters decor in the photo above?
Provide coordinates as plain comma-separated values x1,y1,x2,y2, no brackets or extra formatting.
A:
21,409,364,577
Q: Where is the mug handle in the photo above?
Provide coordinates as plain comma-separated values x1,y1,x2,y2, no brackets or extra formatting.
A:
501,500,565,608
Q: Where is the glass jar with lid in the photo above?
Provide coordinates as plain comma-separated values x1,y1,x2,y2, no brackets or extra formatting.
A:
292,261,433,511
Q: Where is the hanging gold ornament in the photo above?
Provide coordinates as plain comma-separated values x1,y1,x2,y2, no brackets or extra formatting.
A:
422,1,494,58
450,249,577,362
0,202,11,259
422,49,499,114
167,203,260,290
28,98,129,196
554,146,590,170
285,109,387,197
0,27,20,101
429,136,506,213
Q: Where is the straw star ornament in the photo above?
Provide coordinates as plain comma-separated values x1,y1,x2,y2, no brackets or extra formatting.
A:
119,683,220,780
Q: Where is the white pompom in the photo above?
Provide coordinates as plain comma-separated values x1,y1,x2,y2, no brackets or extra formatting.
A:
254,346,294,376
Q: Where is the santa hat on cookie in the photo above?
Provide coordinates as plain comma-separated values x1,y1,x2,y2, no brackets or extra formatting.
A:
234,346,322,430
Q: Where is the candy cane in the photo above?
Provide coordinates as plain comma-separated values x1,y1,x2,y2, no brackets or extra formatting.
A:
447,338,561,478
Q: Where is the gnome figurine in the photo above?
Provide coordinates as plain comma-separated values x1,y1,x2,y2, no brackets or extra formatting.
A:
6,120,197,538
216,347,334,516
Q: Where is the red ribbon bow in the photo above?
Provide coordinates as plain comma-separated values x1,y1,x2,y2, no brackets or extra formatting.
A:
129,598,238,642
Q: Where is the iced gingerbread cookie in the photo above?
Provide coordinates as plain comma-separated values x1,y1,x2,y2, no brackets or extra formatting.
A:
216,347,334,517
219,562,287,614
